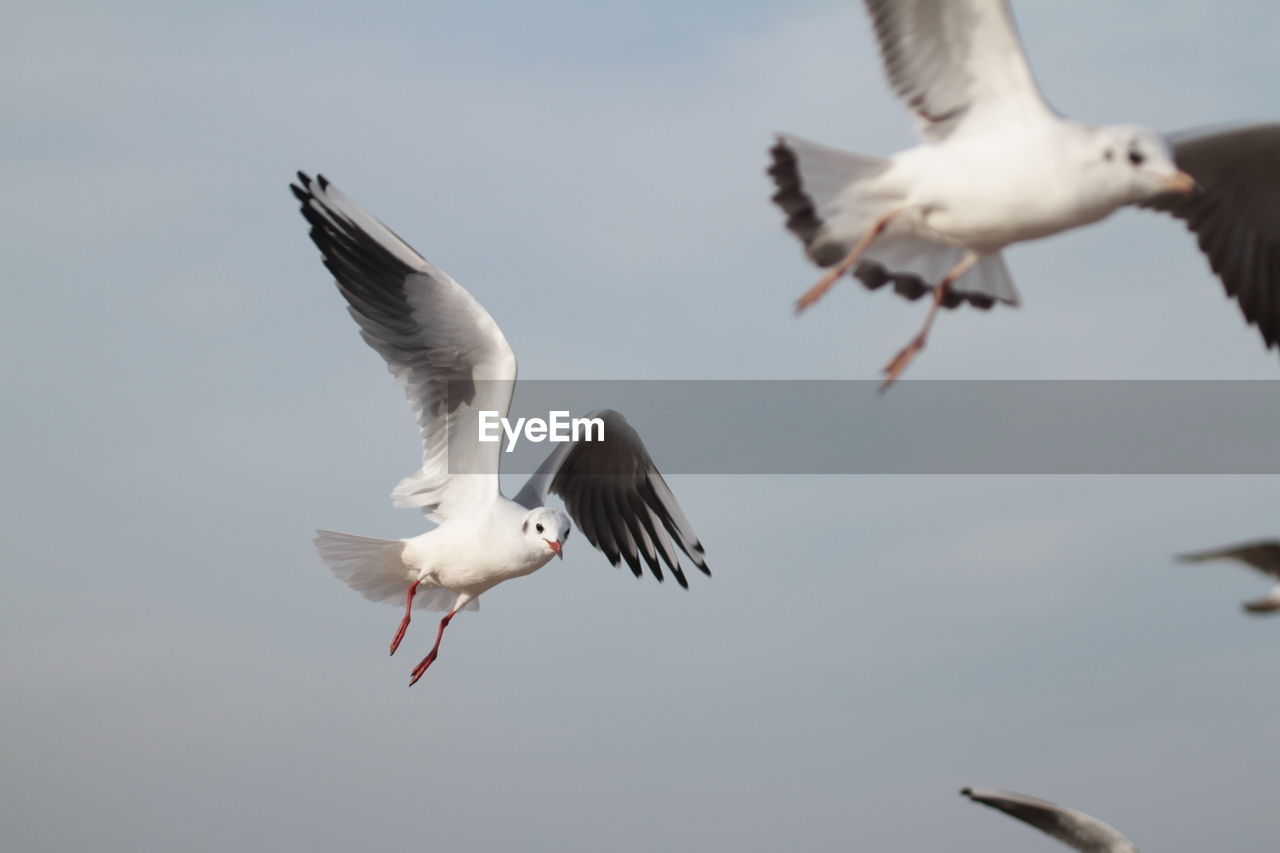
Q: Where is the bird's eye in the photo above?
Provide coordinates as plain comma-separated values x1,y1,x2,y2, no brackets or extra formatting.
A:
535,523,544,534
1128,149,1145,166
1103,149,1114,162
563,529,570,541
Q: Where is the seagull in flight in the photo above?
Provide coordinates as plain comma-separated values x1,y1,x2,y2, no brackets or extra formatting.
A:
769,0,1280,388
291,173,709,686
1177,539,1280,614
962,787,1139,852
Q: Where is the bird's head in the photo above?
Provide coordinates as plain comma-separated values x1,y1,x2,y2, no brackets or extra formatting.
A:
1095,124,1196,202
522,507,571,561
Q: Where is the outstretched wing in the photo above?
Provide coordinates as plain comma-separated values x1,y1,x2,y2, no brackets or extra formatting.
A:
292,173,517,522
513,409,709,588
961,788,1139,853
1142,123,1280,351
862,0,1053,140
1176,538,1280,579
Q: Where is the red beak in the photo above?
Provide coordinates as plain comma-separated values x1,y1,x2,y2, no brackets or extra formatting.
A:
1163,170,1197,194
545,539,563,560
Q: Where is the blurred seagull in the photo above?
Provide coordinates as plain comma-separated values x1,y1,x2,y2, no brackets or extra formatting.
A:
769,0,1280,389
962,787,1138,852
292,173,709,685
1176,539,1280,614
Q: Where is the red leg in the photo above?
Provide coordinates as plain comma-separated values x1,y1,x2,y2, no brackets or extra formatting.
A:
390,581,418,656
795,208,904,313
409,609,456,686
879,252,979,392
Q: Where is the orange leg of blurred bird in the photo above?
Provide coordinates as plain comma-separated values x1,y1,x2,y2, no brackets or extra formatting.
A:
390,581,418,656
794,208,904,313
409,609,457,686
879,251,978,392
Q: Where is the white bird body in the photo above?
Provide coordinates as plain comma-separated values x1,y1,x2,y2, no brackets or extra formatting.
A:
293,172,709,684
401,500,556,601
314,500,565,619
880,122,1140,251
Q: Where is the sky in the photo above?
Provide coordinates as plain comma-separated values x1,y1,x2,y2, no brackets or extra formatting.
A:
3,1,1280,850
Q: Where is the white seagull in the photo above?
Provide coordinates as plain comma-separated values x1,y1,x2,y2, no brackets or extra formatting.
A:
292,173,709,686
962,787,1139,852
769,0,1280,388
1176,539,1280,614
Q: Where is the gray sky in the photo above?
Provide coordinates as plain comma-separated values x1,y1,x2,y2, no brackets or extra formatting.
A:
4,1,1280,850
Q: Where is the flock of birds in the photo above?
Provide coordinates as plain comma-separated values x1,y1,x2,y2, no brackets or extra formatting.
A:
292,0,1278,848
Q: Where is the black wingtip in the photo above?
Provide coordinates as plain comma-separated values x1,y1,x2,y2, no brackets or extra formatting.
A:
767,138,825,248
960,787,974,797
317,173,330,190
855,260,991,310
766,137,790,179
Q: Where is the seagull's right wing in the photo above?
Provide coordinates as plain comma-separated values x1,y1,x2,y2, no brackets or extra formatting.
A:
961,788,1139,853
512,409,709,588
862,0,1053,140
1176,539,1280,579
1141,123,1280,352
292,173,517,523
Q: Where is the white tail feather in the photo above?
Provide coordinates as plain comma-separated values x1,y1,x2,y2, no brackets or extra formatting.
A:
313,530,478,612
771,134,1020,307
772,134,895,265
859,237,1021,305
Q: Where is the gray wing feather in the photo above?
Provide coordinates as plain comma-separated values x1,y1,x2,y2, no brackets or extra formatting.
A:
1176,539,1280,578
513,409,709,587
1142,123,1280,351
962,788,1138,853
292,173,517,522
863,0,1049,139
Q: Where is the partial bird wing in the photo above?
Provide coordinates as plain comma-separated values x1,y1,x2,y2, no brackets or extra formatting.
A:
961,788,1139,853
1242,586,1280,614
512,409,709,588
292,173,517,522
1141,123,1280,351
1176,539,1280,579
862,0,1052,140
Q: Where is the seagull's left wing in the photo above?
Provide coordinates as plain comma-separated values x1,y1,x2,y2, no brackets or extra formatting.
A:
513,409,709,588
292,173,517,523
961,788,1139,853
862,0,1052,140
1142,123,1280,351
